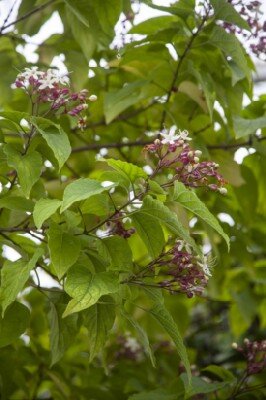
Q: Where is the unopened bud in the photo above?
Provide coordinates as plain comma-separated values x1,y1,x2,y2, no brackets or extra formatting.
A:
232,342,238,349
244,338,250,345
82,103,88,109
194,157,200,163
154,139,161,145
188,151,194,158
195,150,202,157
219,187,227,195
89,94,97,101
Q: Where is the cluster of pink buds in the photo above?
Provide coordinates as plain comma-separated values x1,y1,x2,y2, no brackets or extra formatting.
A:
144,240,212,298
145,127,227,194
12,67,97,128
115,334,143,362
107,211,136,238
232,338,266,375
220,1,266,60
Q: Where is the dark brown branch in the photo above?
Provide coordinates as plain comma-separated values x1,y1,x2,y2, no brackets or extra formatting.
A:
0,0,56,33
71,135,266,154
159,8,210,129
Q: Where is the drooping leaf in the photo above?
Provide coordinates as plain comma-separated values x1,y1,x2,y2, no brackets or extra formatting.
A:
233,116,266,138
32,119,71,169
210,0,250,31
99,236,133,271
48,223,81,279
121,308,156,367
82,296,116,361
4,145,42,198
48,299,79,365
0,302,30,348
0,248,43,316
60,178,109,213
131,213,165,258
138,196,200,254
173,181,230,249
63,267,119,317
33,198,62,229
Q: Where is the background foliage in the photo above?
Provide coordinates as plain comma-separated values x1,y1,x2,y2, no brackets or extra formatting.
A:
0,0,265,399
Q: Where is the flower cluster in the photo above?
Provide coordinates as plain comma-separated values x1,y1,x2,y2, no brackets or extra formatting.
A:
220,1,266,60
232,338,266,375
107,211,136,238
143,240,212,298
145,127,227,194
12,67,97,128
115,333,143,362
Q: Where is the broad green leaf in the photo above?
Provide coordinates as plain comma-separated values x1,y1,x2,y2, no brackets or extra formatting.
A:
0,196,34,212
83,296,116,361
48,224,81,278
0,302,30,348
33,120,71,169
0,248,43,316
4,145,42,198
181,374,230,398
33,198,62,229
48,300,78,365
209,26,250,78
210,0,250,31
63,267,119,317
139,196,200,254
130,16,177,34
0,111,30,128
106,159,148,185
60,178,109,213
131,213,165,258
104,80,150,123
121,308,156,367
99,236,133,271
233,116,266,138
80,193,109,216
173,182,230,249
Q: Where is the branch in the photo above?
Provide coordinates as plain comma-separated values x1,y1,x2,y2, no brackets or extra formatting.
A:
71,135,266,154
0,0,56,34
159,7,211,129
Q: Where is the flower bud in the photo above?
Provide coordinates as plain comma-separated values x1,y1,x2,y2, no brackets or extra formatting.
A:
219,187,227,195
194,156,200,163
232,342,238,349
195,150,202,157
89,94,97,101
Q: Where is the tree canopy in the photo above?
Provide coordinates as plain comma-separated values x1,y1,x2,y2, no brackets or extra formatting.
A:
0,0,265,399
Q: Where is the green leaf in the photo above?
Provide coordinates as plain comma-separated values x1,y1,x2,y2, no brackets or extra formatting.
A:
173,182,230,249
181,374,230,398
0,196,34,212
0,111,30,129
129,15,177,34
99,236,133,271
121,308,156,367
210,0,250,31
80,193,109,216
33,198,62,229
129,389,176,400
48,299,78,365
32,119,71,169
0,302,30,348
64,0,90,28
83,296,116,361
131,213,165,258
48,224,81,279
0,248,43,316
233,116,266,138
60,178,109,213
209,26,249,78
4,145,42,198
139,196,200,254
104,80,150,124
63,267,119,317
147,298,191,386
106,158,147,186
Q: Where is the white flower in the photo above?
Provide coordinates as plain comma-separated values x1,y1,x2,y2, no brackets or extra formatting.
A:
20,66,42,80
160,126,179,144
178,129,192,141
176,240,192,254
197,255,212,277
124,337,141,352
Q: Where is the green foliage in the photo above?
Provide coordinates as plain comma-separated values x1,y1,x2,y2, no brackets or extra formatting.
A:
0,0,265,399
